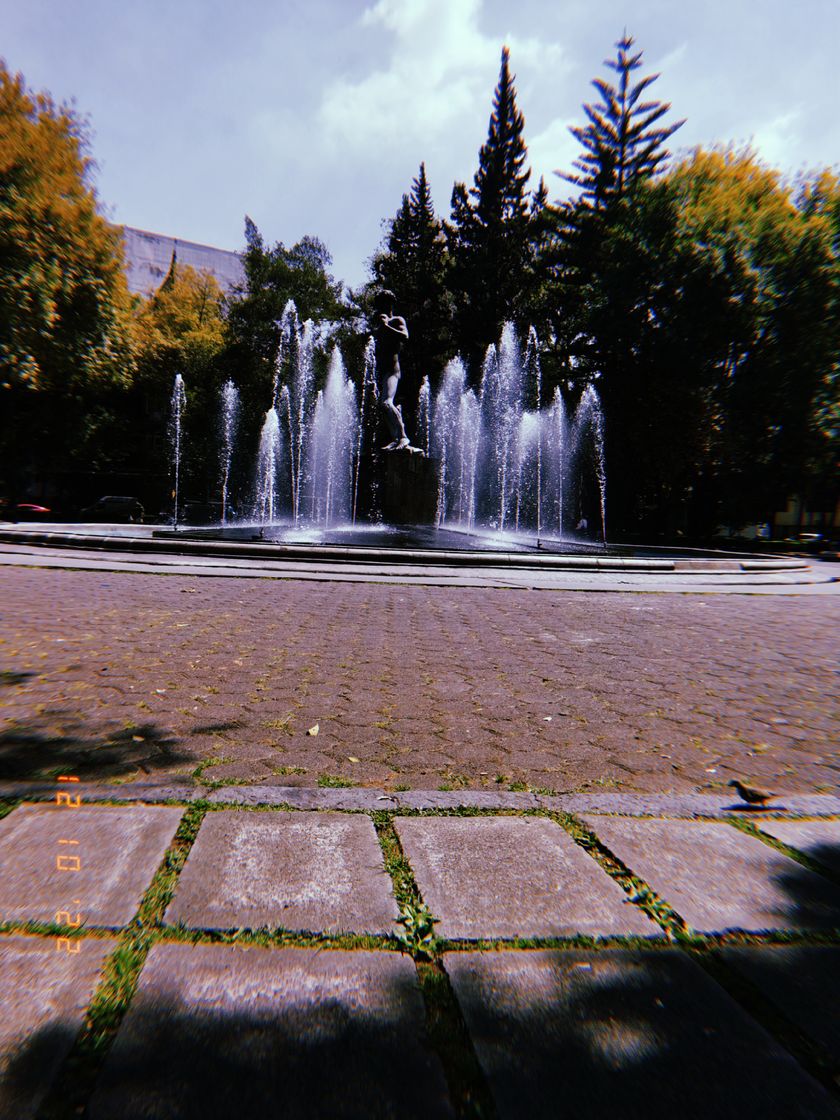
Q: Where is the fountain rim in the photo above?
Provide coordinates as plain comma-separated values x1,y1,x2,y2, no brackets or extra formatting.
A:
0,523,813,576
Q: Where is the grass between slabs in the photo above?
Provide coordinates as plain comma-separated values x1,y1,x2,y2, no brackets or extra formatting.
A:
688,946,840,1101
0,797,20,821
36,801,207,1120
372,810,497,1118
6,798,839,1118
552,811,690,940
727,815,840,889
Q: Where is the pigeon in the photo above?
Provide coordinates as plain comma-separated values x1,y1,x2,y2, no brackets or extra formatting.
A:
727,779,774,808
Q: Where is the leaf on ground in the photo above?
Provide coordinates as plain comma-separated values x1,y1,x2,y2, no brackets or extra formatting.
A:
307,724,319,737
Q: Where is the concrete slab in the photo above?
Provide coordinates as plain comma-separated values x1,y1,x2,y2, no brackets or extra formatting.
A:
0,804,184,926
394,816,659,939
0,934,115,1120
581,817,840,933
87,943,453,1119
446,948,840,1120
756,820,840,876
165,811,398,933
540,793,840,818
723,946,840,1062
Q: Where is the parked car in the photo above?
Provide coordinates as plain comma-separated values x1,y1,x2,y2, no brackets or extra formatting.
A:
79,496,145,522
0,500,51,521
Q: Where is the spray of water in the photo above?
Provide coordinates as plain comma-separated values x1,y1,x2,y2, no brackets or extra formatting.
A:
417,376,431,457
307,350,358,527
353,338,377,524
220,380,239,524
205,304,606,542
254,407,283,524
168,374,187,526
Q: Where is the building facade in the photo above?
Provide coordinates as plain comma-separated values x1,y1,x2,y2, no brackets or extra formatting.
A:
121,226,245,296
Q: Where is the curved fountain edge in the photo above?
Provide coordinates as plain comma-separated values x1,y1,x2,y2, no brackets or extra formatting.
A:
0,524,814,575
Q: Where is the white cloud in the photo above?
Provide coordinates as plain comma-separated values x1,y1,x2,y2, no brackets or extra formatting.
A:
751,109,802,170
653,41,687,74
528,116,579,195
318,0,565,150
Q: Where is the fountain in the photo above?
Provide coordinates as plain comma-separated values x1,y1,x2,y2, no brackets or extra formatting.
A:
432,324,605,543
219,380,239,524
165,303,609,553
168,373,187,527
307,350,358,526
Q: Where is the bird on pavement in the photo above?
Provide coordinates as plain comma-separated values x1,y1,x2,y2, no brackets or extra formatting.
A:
727,779,774,808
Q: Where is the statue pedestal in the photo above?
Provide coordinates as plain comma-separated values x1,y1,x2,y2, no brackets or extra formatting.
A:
377,451,439,525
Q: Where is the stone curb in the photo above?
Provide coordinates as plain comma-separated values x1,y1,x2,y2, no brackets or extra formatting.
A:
1,782,838,817
0,526,813,574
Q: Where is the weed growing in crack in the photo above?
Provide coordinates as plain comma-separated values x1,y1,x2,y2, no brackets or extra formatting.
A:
317,774,356,788
394,900,439,959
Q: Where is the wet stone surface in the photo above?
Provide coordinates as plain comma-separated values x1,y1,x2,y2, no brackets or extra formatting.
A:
166,811,399,934
0,934,116,1120
394,816,659,938
445,948,840,1120
87,942,453,1120
581,817,840,933
0,803,184,926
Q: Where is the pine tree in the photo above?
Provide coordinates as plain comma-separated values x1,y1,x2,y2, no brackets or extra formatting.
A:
562,33,684,208
447,47,538,369
549,35,686,532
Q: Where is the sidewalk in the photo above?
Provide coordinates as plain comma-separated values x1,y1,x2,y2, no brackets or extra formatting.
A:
2,565,838,795
1,787,839,1118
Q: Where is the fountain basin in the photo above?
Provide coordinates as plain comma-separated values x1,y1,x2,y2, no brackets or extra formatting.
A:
0,521,812,576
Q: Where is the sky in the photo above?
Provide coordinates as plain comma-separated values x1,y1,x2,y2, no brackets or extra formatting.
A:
3,0,839,290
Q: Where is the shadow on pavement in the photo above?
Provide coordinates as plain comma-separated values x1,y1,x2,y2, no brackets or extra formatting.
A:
0,717,191,782
771,841,840,920
5,949,453,1120
1,852,838,1119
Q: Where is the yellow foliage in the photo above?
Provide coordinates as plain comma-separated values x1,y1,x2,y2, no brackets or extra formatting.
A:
133,261,225,371
0,61,135,390
666,146,818,262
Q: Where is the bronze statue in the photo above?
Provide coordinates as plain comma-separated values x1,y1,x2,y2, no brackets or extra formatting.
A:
372,289,412,450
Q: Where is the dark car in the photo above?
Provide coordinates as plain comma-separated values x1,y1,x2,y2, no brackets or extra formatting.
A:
79,496,145,523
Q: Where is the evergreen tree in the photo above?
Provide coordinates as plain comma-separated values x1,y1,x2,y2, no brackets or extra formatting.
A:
563,32,684,207
546,34,687,531
447,47,538,370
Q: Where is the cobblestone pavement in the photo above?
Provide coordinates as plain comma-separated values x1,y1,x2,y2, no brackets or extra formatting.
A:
1,797,839,1118
1,566,838,793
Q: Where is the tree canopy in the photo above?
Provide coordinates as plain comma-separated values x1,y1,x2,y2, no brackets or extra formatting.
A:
447,47,542,367
0,61,134,394
2,36,836,536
